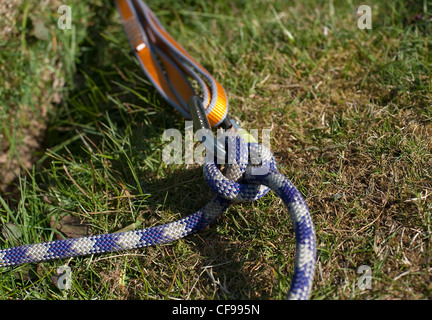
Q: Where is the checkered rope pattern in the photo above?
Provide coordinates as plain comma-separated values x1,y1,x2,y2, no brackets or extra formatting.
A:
0,132,316,299
205,133,316,299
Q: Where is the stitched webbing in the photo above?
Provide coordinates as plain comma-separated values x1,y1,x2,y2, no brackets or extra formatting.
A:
115,0,229,127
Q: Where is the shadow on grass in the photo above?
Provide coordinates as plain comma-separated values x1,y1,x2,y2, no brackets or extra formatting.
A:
23,3,271,299
108,151,274,299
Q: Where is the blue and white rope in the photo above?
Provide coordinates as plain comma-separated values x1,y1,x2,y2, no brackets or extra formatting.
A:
0,132,316,299
205,132,316,299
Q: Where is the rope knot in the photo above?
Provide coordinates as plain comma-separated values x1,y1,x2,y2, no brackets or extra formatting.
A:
203,130,277,202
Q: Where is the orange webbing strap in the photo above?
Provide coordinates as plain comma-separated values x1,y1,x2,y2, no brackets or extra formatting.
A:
115,0,228,127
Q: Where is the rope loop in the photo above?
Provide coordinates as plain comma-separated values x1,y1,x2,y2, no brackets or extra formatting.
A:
0,0,317,300
203,131,317,300
203,130,273,202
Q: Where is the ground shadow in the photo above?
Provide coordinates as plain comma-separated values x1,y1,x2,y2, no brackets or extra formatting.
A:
28,3,268,299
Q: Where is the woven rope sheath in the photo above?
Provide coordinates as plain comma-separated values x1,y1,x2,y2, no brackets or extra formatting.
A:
204,136,317,299
0,133,316,299
0,198,230,267
256,172,316,300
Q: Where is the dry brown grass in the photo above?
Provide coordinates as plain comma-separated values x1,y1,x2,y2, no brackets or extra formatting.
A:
238,35,432,298
1,0,431,300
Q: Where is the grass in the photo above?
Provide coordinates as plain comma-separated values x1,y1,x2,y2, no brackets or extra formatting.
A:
0,0,431,300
